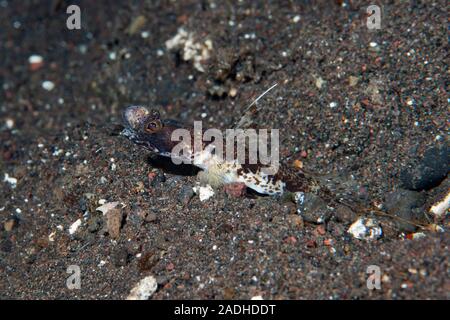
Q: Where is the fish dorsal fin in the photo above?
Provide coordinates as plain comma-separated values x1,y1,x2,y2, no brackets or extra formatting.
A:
233,83,278,129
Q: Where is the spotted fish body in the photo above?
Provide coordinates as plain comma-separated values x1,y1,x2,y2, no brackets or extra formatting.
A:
121,105,319,196
120,105,430,233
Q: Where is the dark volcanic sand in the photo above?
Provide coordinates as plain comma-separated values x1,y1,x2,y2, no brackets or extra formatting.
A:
0,1,448,299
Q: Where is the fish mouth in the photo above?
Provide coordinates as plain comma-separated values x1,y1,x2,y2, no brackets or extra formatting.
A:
120,127,138,140
120,127,158,151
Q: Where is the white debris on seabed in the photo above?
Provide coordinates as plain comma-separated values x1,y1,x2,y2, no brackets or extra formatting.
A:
108,52,117,60
42,80,55,91
429,190,450,218
292,15,301,23
329,101,338,108
406,97,416,106
251,295,264,300
98,260,106,267
5,118,14,129
409,232,426,240
347,217,382,241
110,157,116,171
314,75,325,89
165,28,213,72
28,54,44,70
52,147,64,157
294,192,305,212
28,54,44,71
96,201,119,215
126,275,158,300
426,224,445,233
48,231,56,242
3,173,17,188
193,185,215,201
28,54,43,64
68,218,82,235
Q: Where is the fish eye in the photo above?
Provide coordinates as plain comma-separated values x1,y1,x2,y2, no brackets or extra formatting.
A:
145,120,161,133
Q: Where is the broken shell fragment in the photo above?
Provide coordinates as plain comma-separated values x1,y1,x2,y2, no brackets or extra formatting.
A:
193,184,215,201
126,275,158,300
347,217,382,241
429,190,450,218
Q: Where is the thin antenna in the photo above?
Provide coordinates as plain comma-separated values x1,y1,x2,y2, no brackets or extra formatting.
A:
246,83,278,110
234,83,279,129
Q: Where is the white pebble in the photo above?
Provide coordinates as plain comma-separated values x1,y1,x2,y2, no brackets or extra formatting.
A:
141,31,150,38
28,54,43,64
3,173,17,188
292,15,301,23
126,276,158,300
5,118,14,129
98,260,106,267
48,231,56,242
429,191,450,218
42,80,55,91
96,201,119,215
348,218,382,241
68,219,82,235
193,185,215,201
410,232,426,240
329,101,338,108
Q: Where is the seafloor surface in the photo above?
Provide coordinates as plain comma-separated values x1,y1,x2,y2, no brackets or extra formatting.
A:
0,1,448,299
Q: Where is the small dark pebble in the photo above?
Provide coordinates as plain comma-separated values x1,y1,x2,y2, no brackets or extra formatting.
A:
148,170,166,187
145,212,158,223
223,287,236,300
138,251,160,272
155,275,168,285
112,247,130,267
400,143,449,191
215,223,234,235
87,215,103,233
384,188,427,232
297,193,331,224
1,239,12,252
327,221,346,237
78,197,88,212
177,185,195,205
334,204,358,223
